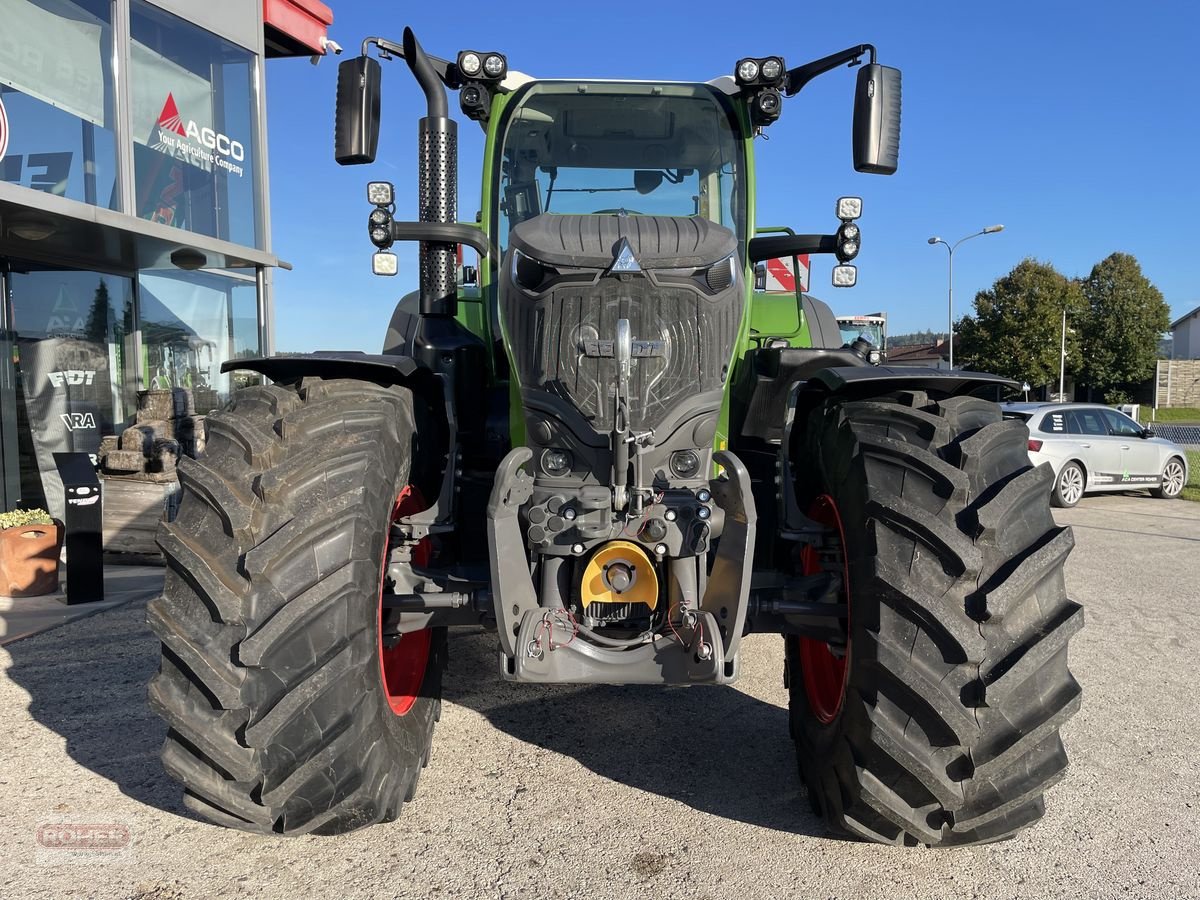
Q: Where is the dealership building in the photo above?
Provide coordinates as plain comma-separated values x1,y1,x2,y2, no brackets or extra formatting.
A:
0,0,332,518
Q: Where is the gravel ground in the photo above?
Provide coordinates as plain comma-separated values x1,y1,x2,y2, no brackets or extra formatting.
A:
2,493,1198,899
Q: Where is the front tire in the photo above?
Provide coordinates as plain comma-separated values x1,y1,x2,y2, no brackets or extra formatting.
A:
1151,456,1186,499
786,392,1083,846
148,378,445,835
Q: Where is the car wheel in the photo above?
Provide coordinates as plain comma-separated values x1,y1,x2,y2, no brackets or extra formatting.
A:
1052,461,1085,508
1151,456,1187,500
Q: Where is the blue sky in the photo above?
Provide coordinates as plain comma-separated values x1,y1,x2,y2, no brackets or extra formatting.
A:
265,2,1200,351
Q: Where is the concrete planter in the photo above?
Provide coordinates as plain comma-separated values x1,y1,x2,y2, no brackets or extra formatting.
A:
0,522,63,598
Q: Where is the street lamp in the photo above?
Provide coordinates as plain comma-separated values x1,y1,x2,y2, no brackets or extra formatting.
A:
927,225,1004,369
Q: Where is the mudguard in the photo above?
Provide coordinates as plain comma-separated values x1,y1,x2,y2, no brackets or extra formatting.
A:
220,351,436,392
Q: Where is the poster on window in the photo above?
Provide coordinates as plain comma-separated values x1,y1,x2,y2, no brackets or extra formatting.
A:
11,277,121,520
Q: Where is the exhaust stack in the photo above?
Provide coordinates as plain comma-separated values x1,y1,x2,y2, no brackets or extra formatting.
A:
403,27,458,318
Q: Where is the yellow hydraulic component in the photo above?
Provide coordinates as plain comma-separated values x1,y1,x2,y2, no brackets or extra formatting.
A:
580,540,659,610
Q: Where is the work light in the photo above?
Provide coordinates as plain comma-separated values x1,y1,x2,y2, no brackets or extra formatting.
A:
483,54,506,78
371,251,397,276
836,196,863,221
832,264,858,287
457,51,481,76
367,181,394,206
736,59,760,83
760,57,783,82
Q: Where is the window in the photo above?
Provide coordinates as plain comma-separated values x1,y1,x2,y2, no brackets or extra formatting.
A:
129,1,261,247
138,269,260,414
494,82,745,256
7,266,136,516
1039,410,1069,434
0,0,119,208
1071,409,1108,436
1101,409,1143,438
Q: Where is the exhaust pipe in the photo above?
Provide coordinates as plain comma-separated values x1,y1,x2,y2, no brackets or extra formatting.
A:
403,27,457,318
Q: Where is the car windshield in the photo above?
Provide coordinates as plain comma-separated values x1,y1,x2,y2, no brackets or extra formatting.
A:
494,82,745,255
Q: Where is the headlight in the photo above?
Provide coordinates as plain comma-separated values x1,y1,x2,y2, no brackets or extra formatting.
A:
670,450,701,479
368,207,390,227
541,448,572,477
512,249,553,292
705,253,737,292
369,225,391,247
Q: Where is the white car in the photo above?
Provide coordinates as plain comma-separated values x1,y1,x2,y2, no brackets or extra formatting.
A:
1002,402,1190,507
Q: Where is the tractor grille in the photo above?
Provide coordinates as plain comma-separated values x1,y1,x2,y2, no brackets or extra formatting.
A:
502,278,739,433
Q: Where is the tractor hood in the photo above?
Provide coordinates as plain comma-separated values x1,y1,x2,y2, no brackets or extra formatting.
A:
508,213,737,270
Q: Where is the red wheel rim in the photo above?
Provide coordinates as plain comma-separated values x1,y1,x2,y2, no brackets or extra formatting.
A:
378,485,433,717
798,494,851,724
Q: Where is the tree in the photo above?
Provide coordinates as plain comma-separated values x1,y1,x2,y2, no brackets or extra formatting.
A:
1078,253,1170,402
955,258,1085,386
84,279,112,343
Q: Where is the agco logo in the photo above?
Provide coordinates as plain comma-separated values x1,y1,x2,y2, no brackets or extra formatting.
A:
157,93,245,162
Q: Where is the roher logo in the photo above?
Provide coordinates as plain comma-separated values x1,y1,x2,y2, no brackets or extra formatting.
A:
155,92,245,163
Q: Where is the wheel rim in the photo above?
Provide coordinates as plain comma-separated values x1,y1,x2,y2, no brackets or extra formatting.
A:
1164,460,1185,496
378,485,432,717
1060,466,1084,504
798,495,851,725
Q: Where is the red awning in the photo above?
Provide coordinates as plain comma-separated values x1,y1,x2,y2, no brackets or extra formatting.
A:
263,0,333,58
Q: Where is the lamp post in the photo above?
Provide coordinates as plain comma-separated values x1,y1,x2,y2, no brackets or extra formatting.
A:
927,225,1004,369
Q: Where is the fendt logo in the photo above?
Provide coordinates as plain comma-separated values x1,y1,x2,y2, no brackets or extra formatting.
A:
156,92,245,163
48,370,96,388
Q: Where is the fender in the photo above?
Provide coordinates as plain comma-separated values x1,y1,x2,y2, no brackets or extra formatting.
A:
743,345,1017,444
223,351,456,538
221,351,436,393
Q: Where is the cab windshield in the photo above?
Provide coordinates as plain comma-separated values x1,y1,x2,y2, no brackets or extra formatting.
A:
494,82,746,255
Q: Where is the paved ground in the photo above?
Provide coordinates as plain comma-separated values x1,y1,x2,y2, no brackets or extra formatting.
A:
0,567,162,646
2,494,1198,899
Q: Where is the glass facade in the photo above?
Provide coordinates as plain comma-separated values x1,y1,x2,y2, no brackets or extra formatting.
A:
0,0,120,208
130,1,262,247
0,0,286,519
5,265,137,514
138,269,260,414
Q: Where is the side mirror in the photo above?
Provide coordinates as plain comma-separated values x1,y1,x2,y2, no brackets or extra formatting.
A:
1142,427,1156,439
335,56,382,165
852,63,901,175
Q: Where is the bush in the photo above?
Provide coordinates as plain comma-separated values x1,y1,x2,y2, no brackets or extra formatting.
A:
1104,388,1131,406
0,508,54,530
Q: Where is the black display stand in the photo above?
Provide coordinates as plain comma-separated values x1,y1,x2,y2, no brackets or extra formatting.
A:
53,452,104,605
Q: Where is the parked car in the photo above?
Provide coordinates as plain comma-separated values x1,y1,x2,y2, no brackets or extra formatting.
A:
1002,402,1190,507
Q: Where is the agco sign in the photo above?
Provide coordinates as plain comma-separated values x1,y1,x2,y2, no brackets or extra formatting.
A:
154,93,246,175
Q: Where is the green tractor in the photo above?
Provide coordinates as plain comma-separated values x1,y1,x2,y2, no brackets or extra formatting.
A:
147,28,1082,845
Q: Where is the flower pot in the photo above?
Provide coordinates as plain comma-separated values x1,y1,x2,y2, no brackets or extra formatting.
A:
0,522,63,598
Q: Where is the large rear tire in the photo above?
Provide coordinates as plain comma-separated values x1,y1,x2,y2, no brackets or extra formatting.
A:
786,392,1083,846
148,377,445,835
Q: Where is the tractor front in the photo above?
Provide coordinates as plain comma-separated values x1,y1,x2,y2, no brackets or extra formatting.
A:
147,28,1082,847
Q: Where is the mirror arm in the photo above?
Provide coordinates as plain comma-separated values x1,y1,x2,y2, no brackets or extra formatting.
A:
748,233,837,263
784,44,876,97
362,35,458,90
390,221,495,262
